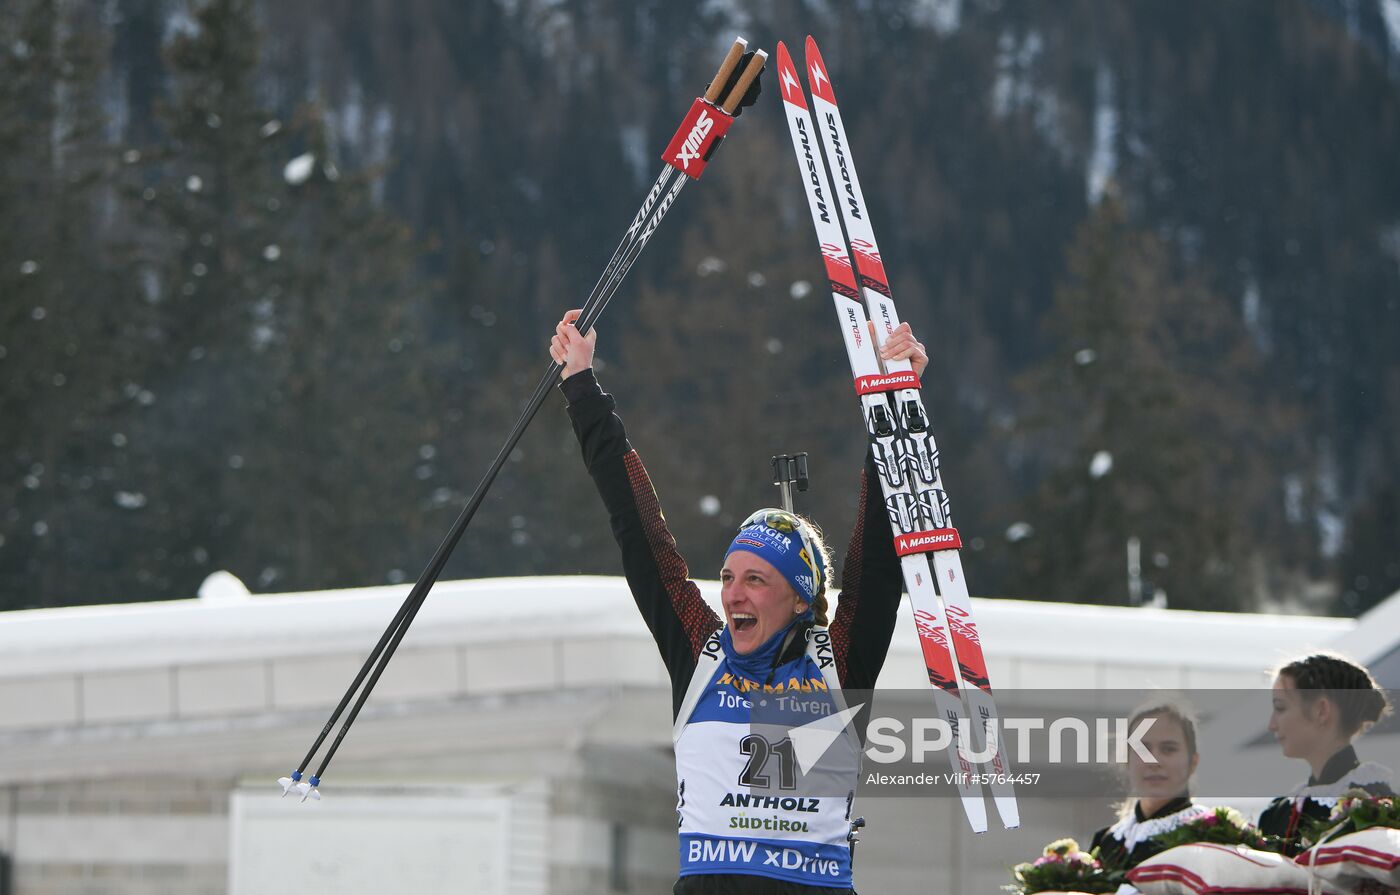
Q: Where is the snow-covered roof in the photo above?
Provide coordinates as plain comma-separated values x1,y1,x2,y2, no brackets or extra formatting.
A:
0,574,1356,682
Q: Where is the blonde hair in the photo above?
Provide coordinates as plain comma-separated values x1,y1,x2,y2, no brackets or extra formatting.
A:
792,513,835,626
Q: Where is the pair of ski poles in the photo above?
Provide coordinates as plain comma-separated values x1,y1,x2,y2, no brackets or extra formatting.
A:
280,38,767,802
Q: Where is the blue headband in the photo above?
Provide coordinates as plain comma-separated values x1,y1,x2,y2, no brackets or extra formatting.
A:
725,509,826,605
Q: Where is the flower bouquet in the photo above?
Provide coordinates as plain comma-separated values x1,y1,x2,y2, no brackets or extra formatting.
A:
1146,806,1279,853
1306,789,1400,842
1294,790,1400,894
1006,838,1124,894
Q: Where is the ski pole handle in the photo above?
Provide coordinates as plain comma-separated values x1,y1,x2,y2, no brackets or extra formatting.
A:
705,37,749,104
720,49,768,114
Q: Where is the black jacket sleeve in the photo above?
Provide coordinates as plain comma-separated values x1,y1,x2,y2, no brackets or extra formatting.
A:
828,456,905,691
561,370,722,718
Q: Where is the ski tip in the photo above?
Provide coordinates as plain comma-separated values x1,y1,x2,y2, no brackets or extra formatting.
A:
804,36,836,104
996,798,1021,830
960,796,989,834
774,42,807,109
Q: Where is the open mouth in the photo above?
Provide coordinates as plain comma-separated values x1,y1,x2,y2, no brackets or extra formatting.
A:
732,613,757,633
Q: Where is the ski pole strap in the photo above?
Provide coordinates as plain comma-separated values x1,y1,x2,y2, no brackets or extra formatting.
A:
720,50,768,114
854,371,920,394
893,528,963,555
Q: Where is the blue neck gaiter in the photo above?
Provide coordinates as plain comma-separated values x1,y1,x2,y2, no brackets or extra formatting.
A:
720,617,804,679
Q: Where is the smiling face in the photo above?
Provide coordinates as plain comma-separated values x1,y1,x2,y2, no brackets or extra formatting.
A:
720,551,804,655
1128,712,1198,801
1268,674,1338,760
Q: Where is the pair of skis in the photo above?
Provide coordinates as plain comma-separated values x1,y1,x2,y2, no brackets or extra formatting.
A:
775,37,1018,833
278,38,767,803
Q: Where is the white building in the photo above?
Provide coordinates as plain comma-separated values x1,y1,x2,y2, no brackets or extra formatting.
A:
0,576,1386,894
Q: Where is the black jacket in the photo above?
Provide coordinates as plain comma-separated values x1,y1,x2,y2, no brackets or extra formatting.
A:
563,369,906,718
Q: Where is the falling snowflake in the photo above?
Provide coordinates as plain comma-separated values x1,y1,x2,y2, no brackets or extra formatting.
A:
1074,348,1097,366
263,244,281,262
698,495,721,516
260,119,282,138
19,260,38,275
696,256,727,276
790,280,812,300
283,153,315,185
114,491,148,509
747,271,767,287
1005,521,1033,542
1089,451,1113,479
186,175,203,192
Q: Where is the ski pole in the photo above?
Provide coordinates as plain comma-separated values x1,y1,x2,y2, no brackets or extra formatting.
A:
280,40,766,801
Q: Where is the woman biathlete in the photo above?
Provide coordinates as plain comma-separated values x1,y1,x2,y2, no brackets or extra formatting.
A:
552,309,926,894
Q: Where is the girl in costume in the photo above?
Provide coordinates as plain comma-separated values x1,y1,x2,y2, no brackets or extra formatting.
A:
1090,702,1210,870
1259,652,1393,854
551,309,925,894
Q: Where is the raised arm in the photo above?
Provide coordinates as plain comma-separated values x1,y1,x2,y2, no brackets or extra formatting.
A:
829,321,928,689
552,313,722,717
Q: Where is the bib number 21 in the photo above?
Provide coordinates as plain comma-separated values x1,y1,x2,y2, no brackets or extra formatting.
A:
738,734,798,790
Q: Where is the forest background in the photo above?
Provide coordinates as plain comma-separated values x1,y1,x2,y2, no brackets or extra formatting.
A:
3,0,1399,616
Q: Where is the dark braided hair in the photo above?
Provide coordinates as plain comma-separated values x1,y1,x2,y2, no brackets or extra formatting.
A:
1276,653,1392,737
